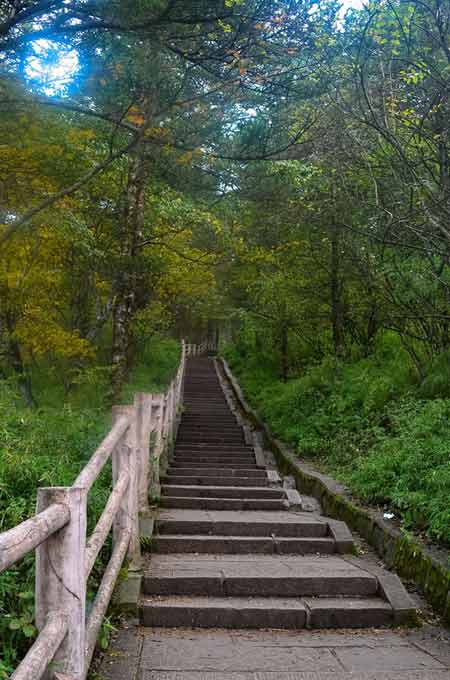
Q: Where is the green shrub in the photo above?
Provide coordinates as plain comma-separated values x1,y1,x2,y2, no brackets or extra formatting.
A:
348,398,450,542
0,335,180,675
225,333,450,547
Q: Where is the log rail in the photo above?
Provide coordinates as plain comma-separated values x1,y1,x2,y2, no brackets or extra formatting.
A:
0,338,217,680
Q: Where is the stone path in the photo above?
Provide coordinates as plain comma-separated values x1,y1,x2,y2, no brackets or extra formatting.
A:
98,356,450,679
99,625,450,679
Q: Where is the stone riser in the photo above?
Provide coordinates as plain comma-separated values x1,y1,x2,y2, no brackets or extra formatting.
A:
150,535,336,554
143,576,378,598
174,446,254,453
163,476,269,487
166,467,267,478
172,462,257,470
172,457,257,465
174,452,255,457
177,430,244,435
176,439,246,445
179,414,240,420
172,458,256,464
180,426,239,432
161,497,288,511
161,485,285,499
139,596,393,629
156,519,328,538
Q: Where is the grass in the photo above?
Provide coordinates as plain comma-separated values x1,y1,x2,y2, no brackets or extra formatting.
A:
0,335,179,676
223,333,450,548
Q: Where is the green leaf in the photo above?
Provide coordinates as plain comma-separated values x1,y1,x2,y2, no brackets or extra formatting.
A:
18,591,34,600
22,624,37,638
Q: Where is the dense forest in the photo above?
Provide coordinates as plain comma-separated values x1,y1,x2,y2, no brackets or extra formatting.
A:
1,0,450,671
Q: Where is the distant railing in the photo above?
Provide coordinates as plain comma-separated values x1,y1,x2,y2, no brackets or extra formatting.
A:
185,339,218,356
0,339,192,680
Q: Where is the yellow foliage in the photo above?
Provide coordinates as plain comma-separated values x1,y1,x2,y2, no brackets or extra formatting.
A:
14,317,94,360
0,225,94,362
126,107,146,126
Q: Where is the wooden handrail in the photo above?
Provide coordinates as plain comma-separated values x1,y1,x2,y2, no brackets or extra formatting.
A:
74,413,131,491
1,337,215,679
10,612,69,680
0,503,70,573
185,339,218,356
84,469,130,579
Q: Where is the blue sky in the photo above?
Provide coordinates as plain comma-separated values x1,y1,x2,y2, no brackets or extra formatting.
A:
26,0,366,95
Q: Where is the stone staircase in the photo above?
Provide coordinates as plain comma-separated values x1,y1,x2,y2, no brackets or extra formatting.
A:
140,356,415,630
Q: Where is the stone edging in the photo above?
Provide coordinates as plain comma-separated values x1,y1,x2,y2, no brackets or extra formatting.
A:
218,357,450,625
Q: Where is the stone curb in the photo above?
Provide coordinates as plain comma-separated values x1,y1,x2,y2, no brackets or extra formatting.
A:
218,357,450,625
113,514,155,615
327,519,354,554
342,555,416,624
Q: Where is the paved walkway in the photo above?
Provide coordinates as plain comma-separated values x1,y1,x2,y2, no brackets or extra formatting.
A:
97,356,450,679
99,624,450,679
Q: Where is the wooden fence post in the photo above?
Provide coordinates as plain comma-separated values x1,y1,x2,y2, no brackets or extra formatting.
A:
161,393,170,470
169,382,176,456
150,395,164,498
35,486,87,680
112,406,141,570
134,393,153,512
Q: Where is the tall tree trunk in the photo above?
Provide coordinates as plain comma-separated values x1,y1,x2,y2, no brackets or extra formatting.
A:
280,325,289,381
111,141,148,401
9,337,36,408
330,222,345,357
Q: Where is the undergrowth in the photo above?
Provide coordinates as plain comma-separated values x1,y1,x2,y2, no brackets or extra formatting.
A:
0,336,179,676
223,333,450,548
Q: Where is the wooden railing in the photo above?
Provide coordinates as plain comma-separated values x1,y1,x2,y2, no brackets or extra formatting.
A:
0,338,204,680
185,339,218,356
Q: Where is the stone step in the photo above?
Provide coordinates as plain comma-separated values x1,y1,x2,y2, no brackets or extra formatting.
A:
178,425,244,441
178,428,244,435
173,456,256,464
173,457,256,465
163,475,269,487
184,400,228,405
156,510,328,537
143,555,379,597
181,421,238,427
184,402,229,407
175,445,254,453
179,419,241,425
167,467,267,478
150,535,336,555
182,399,228,404
174,456,256,463
184,390,224,394
174,447,255,455
139,595,393,629
176,441,246,447
162,485,285,499
184,407,231,412
178,444,248,448
171,462,259,470
160,496,288,511
178,426,244,441
184,407,232,412
181,411,237,425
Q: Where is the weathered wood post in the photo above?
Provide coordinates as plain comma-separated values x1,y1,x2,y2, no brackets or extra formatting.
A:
35,486,87,680
134,392,153,512
169,381,176,457
161,392,170,472
112,406,141,570
150,394,164,498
